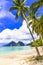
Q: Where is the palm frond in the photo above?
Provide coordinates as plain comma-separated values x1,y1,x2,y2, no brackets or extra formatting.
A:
15,10,21,20
30,2,39,14
22,6,29,15
15,13,18,20
24,6,28,11
18,0,20,3
27,16,32,20
24,6,29,10
13,0,19,5
17,10,21,16
29,12,35,19
21,0,26,6
37,0,43,2
39,15,43,19
30,1,43,14
9,6,18,11
21,0,26,3
28,21,32,26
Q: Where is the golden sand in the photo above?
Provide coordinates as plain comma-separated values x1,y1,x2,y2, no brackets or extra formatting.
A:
0,47,43,65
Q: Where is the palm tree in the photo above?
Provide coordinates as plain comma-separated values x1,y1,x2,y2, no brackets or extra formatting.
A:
9,0,40,56
32,16,43,45
39,16,43,45
28,0,43,45
28,16,43,49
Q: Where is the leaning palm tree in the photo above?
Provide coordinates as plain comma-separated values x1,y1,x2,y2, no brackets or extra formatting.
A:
32,16,43,45
28,16,43,49
28,0,43,45
9,0,40,56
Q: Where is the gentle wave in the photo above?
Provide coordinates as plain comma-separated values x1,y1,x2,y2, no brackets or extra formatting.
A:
0,46,32,54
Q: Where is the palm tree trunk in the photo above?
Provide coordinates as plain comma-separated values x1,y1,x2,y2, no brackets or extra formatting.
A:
22,12,40,56
40,35,43,50
41,35,43,44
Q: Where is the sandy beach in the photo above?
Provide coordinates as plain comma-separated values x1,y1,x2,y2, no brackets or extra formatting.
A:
0,47,43,65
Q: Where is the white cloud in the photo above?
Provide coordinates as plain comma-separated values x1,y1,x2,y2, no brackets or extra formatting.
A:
0,0,15,19
0,21,39,44
0,9,15,19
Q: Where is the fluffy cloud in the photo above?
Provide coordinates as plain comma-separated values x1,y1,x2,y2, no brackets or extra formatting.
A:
0,21,39,44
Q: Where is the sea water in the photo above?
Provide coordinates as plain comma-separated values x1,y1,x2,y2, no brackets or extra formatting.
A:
0,46,32,54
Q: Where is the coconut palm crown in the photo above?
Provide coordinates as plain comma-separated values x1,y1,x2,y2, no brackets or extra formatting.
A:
9,0,29,19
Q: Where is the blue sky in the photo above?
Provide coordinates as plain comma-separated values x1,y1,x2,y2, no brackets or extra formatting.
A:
0,0,43,44
0,0,43,32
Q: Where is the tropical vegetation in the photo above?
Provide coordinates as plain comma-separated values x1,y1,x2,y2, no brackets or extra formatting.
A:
28,0,43,44
30,38,42,47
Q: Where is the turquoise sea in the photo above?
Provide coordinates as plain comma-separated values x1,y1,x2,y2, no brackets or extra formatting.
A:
0,46,32,54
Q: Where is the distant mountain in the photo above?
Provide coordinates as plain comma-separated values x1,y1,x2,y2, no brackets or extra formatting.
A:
3,41,16,46
26,43,30,46
17,41,25,46
3,41,25,46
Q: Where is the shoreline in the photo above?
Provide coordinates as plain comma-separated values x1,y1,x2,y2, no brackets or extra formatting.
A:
0,46,43,65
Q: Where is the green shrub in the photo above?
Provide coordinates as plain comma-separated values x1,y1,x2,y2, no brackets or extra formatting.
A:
30,39,42,47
